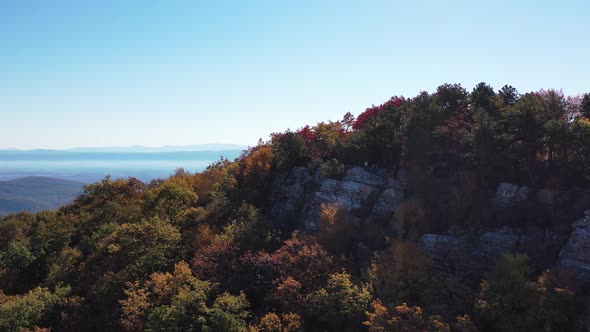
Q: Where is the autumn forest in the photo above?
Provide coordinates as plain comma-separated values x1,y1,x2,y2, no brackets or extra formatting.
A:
2,83,590,331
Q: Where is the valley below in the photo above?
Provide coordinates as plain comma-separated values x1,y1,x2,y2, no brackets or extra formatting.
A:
0,148,243,214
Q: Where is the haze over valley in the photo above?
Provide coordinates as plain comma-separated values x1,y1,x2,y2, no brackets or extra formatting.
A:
0,144,244,182
0,144,244,213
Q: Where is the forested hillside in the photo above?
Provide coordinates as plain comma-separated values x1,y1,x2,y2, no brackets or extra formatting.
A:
1,83,590,331
0,177,84,216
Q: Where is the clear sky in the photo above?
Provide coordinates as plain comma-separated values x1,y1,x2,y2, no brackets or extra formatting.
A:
1,0,589,149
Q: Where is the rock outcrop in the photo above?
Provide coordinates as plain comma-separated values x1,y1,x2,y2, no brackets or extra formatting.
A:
420,234,471,274
421,219,584,283
420,186,590,284
473,227,519,259
370,188,398,222
421,227,521,280
341,167,385,187
495,182,529,208
270,166,404,231
271,171,590,287
558,210,590,283
302,167,385,230
315,178,378,212
269,167,313,229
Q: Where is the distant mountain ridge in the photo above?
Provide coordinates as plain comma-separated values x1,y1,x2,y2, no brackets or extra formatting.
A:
0,143,247,153
0,177,85,216
0,148,245,183
0,145,248,214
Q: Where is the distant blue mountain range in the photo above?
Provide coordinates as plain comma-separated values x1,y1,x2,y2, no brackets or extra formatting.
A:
0,144,246,183
1,143,247,153
0,145,247,214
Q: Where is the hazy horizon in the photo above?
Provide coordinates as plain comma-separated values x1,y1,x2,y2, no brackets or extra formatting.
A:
0,143,248,151
0,149,244,182
2,1,589,150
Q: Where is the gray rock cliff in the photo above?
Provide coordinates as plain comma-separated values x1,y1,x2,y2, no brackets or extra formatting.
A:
269,167,313,229
558,210,590,283
495,182,529,208
302,167,387,230
270,166,403,231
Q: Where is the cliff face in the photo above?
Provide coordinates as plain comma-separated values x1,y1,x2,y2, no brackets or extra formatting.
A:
270,168,590,285
559,210,590,283
420,183,590,283
270,166,403,231
268,167,313,230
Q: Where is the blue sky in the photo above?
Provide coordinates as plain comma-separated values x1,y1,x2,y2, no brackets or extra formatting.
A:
1,0,588,149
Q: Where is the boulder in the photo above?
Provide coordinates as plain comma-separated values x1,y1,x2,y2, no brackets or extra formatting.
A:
342,167,384,187
371,188,398,222
495,183,529,208
473,227,519,259
558,210,590,283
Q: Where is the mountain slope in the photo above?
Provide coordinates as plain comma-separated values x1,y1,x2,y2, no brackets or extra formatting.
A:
0,176,85,215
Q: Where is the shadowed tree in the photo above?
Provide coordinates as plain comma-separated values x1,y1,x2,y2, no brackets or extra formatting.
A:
498,85,519,107
470,82,498,116
581,93,590,119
